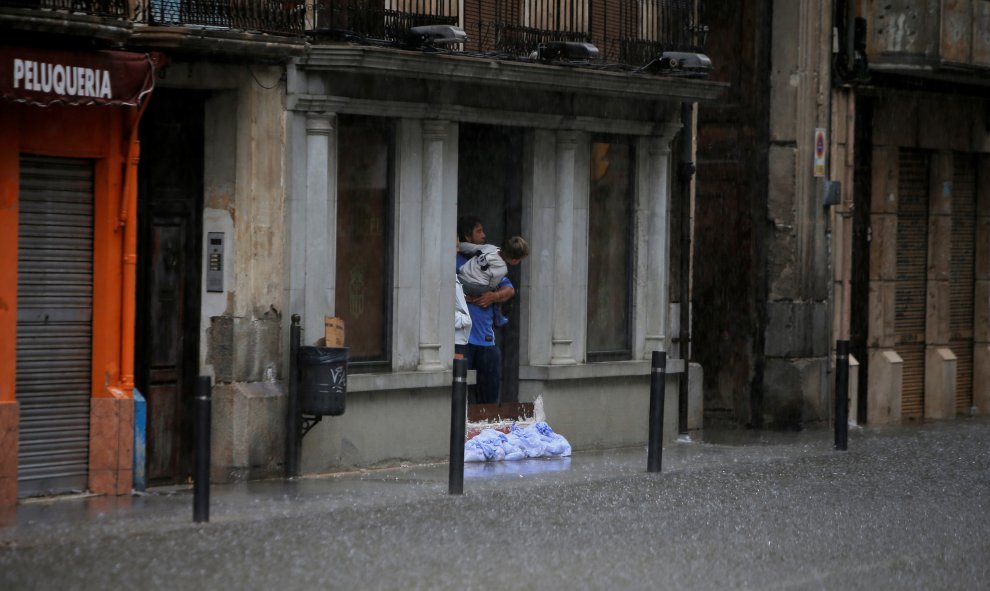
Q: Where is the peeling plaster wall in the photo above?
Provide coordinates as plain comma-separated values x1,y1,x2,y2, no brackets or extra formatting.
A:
163,61,289,482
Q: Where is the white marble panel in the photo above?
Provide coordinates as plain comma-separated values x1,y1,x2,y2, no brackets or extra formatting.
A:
393,285,421,371
302,113,335,342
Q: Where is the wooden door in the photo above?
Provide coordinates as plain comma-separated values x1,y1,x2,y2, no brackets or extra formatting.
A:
137,90,204,484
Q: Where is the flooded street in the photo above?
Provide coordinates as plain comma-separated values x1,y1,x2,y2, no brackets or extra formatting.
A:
3,418,988,590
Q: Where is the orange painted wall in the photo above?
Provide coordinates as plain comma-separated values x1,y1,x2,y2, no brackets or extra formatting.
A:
0,101,133,403
0,108,17,405
1,78,147,503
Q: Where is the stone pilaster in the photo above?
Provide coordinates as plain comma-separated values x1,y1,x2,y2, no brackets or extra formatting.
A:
0,401,17,507
303,113,337,343
88,393,134,496
522,130,557,366
867,146,901,424
551,130,578,365
417,120,448,371
642,126,679,358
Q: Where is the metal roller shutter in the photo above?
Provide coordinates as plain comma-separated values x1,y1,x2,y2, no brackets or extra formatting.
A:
16,155,93,496
895,149,928,421
950,152,976,414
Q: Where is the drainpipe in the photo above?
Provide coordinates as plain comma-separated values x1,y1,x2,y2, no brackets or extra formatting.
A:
677,101,695,435
118,97,151,395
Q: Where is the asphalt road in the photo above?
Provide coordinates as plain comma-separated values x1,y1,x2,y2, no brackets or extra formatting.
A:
2,418,988,590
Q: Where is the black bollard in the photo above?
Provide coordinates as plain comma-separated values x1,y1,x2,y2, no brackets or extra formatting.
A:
835,340,850,451
286,314,301,478
449,358,468,495
647,351,667,473
193,375,212,523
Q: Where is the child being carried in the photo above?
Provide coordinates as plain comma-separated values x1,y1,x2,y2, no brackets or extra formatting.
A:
457,236,529,297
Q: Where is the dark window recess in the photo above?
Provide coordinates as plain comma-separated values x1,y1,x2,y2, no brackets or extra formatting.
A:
587,140,635,361
336,116,394,368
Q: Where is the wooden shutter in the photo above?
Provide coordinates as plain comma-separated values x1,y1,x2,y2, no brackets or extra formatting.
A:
950,152,976,414
895,149,928,421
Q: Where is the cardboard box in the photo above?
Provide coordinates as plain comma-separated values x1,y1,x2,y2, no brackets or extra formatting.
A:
324,316,345,347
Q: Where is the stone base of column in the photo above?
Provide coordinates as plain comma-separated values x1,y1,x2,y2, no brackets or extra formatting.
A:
924,347,957,420
867,348,903,425
975,345,990,415
0,401,18,508
550,339,576,365
643,336,665,359
89,394,134,496
417,344,444,372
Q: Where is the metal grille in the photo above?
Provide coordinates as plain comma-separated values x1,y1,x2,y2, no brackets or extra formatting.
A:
950,152,976,413
0,0,127,18
16,155,94,497
616,0,695,63
317,0,703,65
314,0,457,41
142,0,306,34
895,149,928,421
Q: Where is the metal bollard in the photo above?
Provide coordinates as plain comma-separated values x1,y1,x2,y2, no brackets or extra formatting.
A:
449,358,468,495
193,375,212,523
647,350,667,473
835,340,850,451
286,314,301,478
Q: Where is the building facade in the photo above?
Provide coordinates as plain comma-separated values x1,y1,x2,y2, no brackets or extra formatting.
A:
837,0,990,423
694,0,990,429
2,0,716,504
0,2,158,503
285,0,718,473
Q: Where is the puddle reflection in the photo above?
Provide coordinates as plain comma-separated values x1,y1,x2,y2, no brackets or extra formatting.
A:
464,457,571,479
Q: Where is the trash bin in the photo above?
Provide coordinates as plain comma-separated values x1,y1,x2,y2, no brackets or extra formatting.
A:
297,346,348,416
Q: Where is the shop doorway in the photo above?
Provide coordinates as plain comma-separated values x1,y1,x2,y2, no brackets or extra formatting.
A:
136,89,205,484
16,155,94,496
457,123,523,404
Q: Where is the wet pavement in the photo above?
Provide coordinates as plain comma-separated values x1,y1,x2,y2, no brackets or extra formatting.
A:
2,417,988,590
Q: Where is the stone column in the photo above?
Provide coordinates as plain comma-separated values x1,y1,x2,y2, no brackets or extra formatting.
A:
302,113,337,343
551,130,578,365
643,126,679,357
867,146,902,424
418,120,448,371
522,130,557,366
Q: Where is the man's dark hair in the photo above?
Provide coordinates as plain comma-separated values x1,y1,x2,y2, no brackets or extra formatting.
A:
457,215,483,242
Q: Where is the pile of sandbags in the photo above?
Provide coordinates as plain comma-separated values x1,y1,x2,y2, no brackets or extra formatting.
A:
464,421,571,462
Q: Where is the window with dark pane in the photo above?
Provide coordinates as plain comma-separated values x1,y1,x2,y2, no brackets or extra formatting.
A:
587,140,634,361
336,117,393,366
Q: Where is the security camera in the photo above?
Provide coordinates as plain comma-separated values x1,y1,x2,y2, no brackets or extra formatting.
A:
404,25,467,48
653,52,713,78
538,42,600,62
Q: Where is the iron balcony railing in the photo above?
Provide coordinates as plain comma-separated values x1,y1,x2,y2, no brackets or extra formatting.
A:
3,0,700,64
135,0,306,35
313,0,458,43
313,0,703,66
0,0,128,18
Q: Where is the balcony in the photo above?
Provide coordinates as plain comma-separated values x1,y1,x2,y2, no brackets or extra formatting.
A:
0,0,132,42
128,1,308,58
311,0,704,68
864,0,990,83
136,0,306,36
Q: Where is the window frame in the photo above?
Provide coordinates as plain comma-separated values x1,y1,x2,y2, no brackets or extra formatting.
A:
586,134,637,363
335,115,396,373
